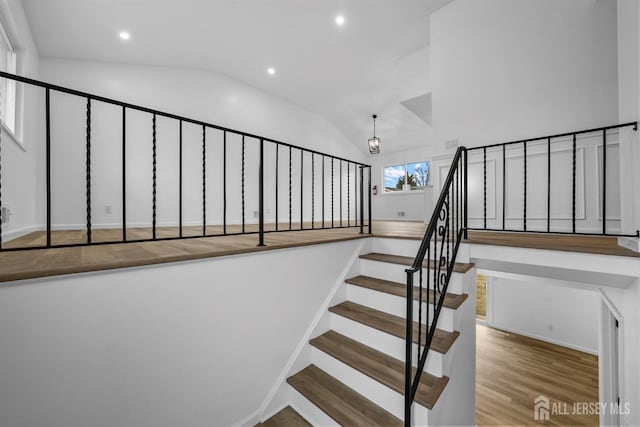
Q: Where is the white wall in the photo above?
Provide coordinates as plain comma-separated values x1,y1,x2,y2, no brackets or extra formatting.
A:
0,239,362,427
430,0,621,234
484,272,600,354
371,145,432,221
431,0,618,152
13,59,368,234
617,0,640,234
0,0,43,241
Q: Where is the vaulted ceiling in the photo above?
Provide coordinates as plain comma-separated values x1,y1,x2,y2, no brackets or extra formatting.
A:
23,0,451,154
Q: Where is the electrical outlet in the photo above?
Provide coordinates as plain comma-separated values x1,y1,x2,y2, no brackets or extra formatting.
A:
104,205,112,214
397,211,406,217
253,210,259,218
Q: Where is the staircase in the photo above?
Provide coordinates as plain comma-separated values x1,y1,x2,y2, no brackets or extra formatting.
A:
258,237,476,426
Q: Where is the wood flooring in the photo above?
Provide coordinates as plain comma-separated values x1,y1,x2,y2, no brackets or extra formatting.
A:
476,324,599,426
1,220,637,283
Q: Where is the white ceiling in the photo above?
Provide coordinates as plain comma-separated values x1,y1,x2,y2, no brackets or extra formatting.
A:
22,0,451,154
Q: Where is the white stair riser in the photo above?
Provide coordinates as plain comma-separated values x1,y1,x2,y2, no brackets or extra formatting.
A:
329,313,447,377
289,385,340,426
371,238,422,258
311,347,431,422
359,260,465,295
346,285,456,332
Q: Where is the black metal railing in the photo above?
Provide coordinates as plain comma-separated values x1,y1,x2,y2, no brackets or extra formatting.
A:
0,71,372,251
466,122,638,237
404,146,467,426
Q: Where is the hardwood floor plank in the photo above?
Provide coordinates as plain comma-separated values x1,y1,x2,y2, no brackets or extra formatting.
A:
345,275,469,309
310,330,449,410
257,406,311,427
359,252,475,274
329,301,459,354
287,365,402,427
476,324,599,426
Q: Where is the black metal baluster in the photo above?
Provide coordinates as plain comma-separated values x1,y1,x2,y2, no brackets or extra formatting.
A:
300,150,304,230
178,120,182,238
202,125,206,236
602,130,607,235
502,145,506,231
572,134,576,233
289,146,292,230
404,269,414,427
340,160,343,227
322,156,325,228
331,158,334,228
347,163,350,227
275,144,279,231
242,135,245,234
360,166,364,234
258,138,265,246
463,149,468,239
86,98,92,244
152,113,156,240
122,107,127,241
0,85,2,249
354,163,358,227
223,131,227,235
312,153,315,229
45,88,51,247
483,146,487,230
368,167,372,233
523,141,527,231
547,137,551,232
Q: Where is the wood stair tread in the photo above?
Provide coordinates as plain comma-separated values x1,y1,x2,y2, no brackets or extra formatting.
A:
360,252,475,273
345,275,468,309
256,406,311,427
310,330,449,410
287,364,402,427
329,301,459,354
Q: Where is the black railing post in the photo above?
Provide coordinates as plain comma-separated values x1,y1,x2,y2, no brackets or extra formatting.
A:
572,133,576,233
463,148,468,239
202,125,206,236
360,165,364,234
275,144,279,231
312,153,315,229
122,107,127,242
300,150,304,230
602,130,606,235
523,141,527,231
45,88,51,247
258,138,265,247
368,166,372,234
340,160,343,227
152,114,157,240
404,269,414,427
86,97,92,244
483,146,487,230
289,146,292,230
242,135,245,234
223,131,227,235
502,145,505,231
322,156,325,229
547,137,551,233
178,120,182,238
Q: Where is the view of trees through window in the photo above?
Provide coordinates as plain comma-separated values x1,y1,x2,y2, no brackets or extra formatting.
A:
383,161,429,192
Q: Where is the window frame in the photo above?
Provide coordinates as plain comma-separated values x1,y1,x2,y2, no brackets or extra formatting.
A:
382,160,430,194
0,14,23,149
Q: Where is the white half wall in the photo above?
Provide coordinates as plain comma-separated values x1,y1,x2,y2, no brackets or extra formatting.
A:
0,239,362,427
484,272,600,354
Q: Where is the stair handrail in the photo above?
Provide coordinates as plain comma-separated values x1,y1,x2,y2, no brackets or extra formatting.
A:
404,146,467,426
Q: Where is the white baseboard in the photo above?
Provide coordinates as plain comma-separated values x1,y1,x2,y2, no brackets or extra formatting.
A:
229,408,261,427
486,323,598,355
1,224,40,242
256,239,366,421
617,236,640,253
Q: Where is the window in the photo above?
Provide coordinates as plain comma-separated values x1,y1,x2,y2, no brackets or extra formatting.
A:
0,21,16,134
383,161,430,193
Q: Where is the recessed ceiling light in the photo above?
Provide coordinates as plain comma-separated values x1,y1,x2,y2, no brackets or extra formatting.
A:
267,67,276,75
335,15,345,26
119,31,131,41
